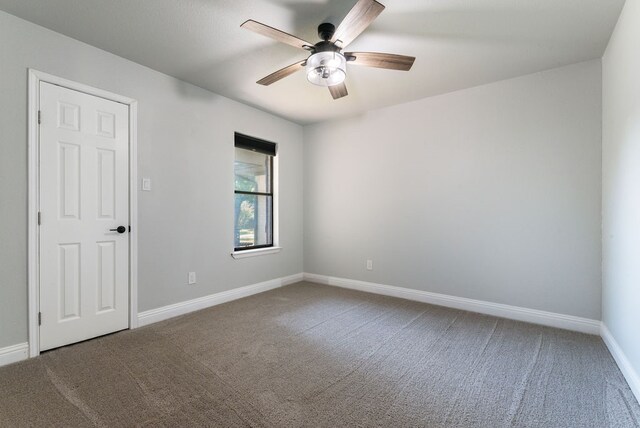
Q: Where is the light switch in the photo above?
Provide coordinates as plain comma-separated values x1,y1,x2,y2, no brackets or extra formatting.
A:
142,178,151,191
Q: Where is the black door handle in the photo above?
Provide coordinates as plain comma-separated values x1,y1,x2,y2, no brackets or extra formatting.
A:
109,226,127,234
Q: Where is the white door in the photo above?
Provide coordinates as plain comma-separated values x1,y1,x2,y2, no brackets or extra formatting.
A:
39,82,130,351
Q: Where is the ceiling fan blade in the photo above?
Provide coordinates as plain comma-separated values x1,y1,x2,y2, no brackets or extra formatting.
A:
331,0,385,48
345,52,415,71
241,20,313,50
328,82,348,99
257,60,306,86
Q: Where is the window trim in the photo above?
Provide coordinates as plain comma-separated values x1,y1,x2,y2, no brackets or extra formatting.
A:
231,246,282,259
233,133,278,253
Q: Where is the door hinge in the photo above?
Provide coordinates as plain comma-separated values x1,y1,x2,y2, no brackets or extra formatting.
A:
37,211,41,226
38,312,42,326
37,110,41,125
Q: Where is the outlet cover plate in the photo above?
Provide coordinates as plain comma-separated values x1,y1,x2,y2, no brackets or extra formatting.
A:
142,178,151,191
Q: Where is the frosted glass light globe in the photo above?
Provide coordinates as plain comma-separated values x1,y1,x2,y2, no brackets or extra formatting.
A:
306,51,346,87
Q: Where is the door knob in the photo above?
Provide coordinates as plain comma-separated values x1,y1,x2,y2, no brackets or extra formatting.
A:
109,226,127,234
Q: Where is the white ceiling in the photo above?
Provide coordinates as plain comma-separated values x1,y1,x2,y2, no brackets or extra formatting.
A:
0,0,625,124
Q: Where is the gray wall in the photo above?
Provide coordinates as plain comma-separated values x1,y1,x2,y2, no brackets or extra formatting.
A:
602,0,640,393
304,60,602,320
0,11,303,349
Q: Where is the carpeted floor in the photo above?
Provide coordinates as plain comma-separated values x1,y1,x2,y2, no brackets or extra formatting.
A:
0,282,638,427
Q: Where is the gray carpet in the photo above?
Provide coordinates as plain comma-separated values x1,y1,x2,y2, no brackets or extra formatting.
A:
0,282,638,427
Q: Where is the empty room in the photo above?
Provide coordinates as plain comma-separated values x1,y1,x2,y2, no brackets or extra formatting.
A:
0,0,639,426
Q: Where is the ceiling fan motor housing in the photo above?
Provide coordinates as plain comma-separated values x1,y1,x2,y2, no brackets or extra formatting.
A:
313,40,339,54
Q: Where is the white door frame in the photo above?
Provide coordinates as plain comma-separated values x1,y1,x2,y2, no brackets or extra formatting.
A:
27,69,139,358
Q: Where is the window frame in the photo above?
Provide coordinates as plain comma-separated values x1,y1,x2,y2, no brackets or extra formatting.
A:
233,133,277,253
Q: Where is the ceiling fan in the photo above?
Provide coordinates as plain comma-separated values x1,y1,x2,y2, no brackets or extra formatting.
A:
240,0,415,100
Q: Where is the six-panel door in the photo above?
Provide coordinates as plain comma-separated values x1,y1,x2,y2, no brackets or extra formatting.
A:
39,82,129,351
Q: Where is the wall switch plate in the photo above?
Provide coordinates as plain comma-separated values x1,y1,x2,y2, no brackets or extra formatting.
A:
188,272,196,285
142,178,151,191
366,260,373,271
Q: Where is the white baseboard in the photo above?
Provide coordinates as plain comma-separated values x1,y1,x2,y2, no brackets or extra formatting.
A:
303,273,601,335
601,324,640,403
137,273,303,327
282,272,304,285
0,342,29,367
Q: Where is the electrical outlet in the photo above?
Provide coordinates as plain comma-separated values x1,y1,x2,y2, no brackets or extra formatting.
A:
366,260,373,271
188,272,196,285
142,178,151,191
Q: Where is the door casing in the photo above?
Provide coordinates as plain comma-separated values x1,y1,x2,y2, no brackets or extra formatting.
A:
27,69,139,358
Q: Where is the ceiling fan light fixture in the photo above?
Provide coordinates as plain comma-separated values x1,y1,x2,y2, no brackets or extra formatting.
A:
306,51,346,87
243,0,415,99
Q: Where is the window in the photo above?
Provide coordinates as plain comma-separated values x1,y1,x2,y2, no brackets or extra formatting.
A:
234,133,276,251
